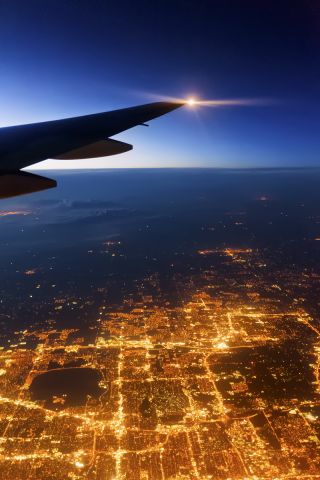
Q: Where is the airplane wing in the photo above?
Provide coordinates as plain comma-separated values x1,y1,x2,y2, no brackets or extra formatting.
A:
0,101,183,198
0,101,183,170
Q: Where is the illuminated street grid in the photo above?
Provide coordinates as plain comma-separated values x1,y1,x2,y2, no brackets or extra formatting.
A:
0,248,320,479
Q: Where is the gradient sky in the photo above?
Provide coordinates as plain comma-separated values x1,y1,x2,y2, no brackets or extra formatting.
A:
0,0,319,168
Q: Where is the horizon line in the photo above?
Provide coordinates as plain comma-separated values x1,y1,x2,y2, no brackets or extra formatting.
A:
26,165,320,172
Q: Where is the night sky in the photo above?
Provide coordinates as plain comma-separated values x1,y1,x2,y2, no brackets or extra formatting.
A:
0,0,319,168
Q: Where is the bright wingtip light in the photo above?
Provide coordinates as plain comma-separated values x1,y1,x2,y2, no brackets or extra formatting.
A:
186,97,197,107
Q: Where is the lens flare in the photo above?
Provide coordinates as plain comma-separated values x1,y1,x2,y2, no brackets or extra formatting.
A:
182,97,268,107
137,91,271,108
186,97,197,106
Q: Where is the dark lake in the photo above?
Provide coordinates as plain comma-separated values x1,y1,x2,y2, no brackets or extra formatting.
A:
29,367,103,408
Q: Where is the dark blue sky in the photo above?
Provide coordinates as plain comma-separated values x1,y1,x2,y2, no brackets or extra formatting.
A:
0,0,319,168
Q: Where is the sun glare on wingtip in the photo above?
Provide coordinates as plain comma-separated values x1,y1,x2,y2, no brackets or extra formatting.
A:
135,90,270,108
186,97,197,106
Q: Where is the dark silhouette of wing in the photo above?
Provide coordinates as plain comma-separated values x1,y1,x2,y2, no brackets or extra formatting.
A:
0,102,182,171
0,101,182,198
